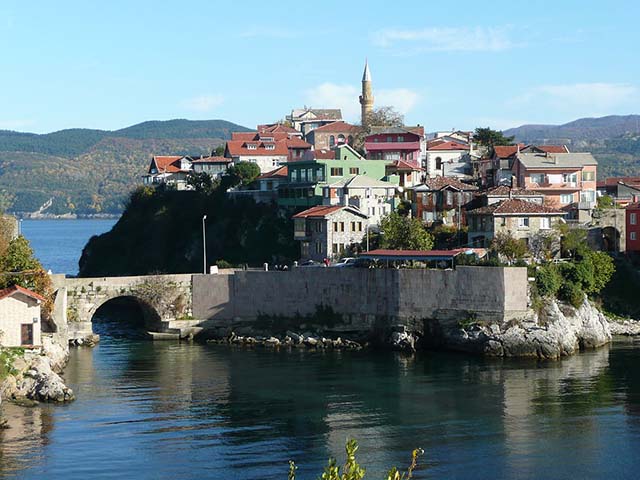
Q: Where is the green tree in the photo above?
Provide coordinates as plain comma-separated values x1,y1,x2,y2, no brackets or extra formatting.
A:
491,231,528,264
186,171,215,194
535,264,563,297
226,161,261,187
555,223,588,258
353,106,405,152
379,212,433,250
596,195,614,209
586,250,615,294
0,236,53,317
473,127,515,156
213,145,225,156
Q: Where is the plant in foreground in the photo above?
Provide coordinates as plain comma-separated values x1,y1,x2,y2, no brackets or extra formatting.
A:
288,439,423,480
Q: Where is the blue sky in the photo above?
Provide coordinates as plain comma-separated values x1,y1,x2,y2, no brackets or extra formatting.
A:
2,0,640,134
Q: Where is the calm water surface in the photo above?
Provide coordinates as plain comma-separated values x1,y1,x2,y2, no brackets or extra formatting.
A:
21,219,117,275
2,220,640,479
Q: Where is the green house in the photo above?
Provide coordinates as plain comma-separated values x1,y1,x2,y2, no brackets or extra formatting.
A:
278,145,390,208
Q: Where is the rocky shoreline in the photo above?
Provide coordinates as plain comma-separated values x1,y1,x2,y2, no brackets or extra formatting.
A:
207,331,365,350
427,298,635,360
0,335,74,404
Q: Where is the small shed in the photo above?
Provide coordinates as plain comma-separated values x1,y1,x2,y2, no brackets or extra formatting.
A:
0,285,44,348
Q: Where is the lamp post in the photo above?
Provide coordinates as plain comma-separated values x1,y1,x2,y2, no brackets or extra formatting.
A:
202,215,207,274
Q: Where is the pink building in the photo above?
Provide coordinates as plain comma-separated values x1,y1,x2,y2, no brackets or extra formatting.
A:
364,127,424,167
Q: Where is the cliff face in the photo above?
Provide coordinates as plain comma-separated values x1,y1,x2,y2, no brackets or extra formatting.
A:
432,298,611,360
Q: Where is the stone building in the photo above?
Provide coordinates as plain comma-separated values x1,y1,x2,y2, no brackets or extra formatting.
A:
293,205,369,262
304,121,360,150
0,285,44,348
466,199,564,247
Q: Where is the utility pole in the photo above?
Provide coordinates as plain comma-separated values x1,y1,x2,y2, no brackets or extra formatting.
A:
202,215,207,274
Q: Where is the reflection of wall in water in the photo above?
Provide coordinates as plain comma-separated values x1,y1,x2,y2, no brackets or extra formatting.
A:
0,402,53,475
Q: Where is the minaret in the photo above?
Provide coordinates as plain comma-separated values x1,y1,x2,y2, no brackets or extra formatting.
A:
359,59,374,126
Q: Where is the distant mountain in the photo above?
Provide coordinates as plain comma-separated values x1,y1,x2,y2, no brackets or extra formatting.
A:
503,115,640,147
503,115,640,179
0,119,251,215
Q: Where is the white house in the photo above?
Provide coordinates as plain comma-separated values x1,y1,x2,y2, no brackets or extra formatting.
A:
0,285,44,348
142,155,193,190
322,175,397,226
425,139,474,179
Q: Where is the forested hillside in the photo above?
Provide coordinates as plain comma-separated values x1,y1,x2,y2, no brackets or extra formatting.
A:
0,119,250,215
504,115,640,179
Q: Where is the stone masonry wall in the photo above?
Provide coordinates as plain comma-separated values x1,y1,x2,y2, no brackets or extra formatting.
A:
191,266,529,338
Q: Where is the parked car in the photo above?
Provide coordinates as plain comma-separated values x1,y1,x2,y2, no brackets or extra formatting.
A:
331,257,357,267
299,260,325,267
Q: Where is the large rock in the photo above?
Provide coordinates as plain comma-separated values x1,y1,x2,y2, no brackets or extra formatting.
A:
16,356,75,402
443,297,611,360
608,318,640,336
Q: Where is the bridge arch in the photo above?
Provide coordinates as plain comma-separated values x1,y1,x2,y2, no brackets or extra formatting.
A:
90,294,163,330
602,226,620,252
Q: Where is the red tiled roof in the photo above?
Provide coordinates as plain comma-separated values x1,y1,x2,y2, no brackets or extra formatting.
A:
257,165,288,180
192,156,231,164
292,205,345,219
427,141,469,151
361,248,486,259
535,145,569,154
225,140,289,157
493,145,520,158
422,176,478,191
258,124,299,134
0,284,46,303
311,121,360,134
597,176,640,188
286,137,312,149
485,186,543,196
468,199,563,215
152,156,187,173
387,160,423,171
231,131,290,142
310,149,336,160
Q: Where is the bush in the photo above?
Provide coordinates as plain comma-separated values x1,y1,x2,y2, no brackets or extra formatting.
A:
559,281,584,308
536,265,563,297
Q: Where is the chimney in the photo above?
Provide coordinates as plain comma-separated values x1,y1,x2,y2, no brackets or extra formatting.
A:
509,188,513,200
516,144,520,154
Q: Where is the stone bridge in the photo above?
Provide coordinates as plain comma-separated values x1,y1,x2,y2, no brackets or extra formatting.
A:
51,274,195,340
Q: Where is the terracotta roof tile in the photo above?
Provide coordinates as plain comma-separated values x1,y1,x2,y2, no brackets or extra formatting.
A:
485,186,543,196
191,156,231,164
151,156,188,173
468,199,563,215
292,205,346,219
427,140,469,151
422,176,478,191
310,121,360,134
0,284,46,302
257,165,288,180
225,140,289,157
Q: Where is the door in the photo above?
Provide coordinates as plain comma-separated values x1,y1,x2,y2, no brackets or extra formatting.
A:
21,324,33,346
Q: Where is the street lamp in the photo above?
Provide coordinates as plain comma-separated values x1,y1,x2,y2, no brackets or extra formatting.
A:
202,215,207,274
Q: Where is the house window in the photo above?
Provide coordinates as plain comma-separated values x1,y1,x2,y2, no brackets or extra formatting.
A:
631,232,637,241
329,135,335,147
560,193,574,204
301,242,310,257
540,217,550,229
631,213,637,225
518,217,529,228
330,167,344,176
446,191,453,206
435,157,442,170
265,144,275,150
357,222,362,232
315,242,322,254
398,136,404,142
530,173,545,184
562,173,578,185
272,159,279,167
583,171,595,181
247,144,257,150
315,221,323,233
337,134,346,144
332,243,338,254
339,222,345,232
333,222,338,232
350,221,356,232
349,167,359,175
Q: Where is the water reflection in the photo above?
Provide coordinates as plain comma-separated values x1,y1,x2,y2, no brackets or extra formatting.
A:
3,327,640,479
